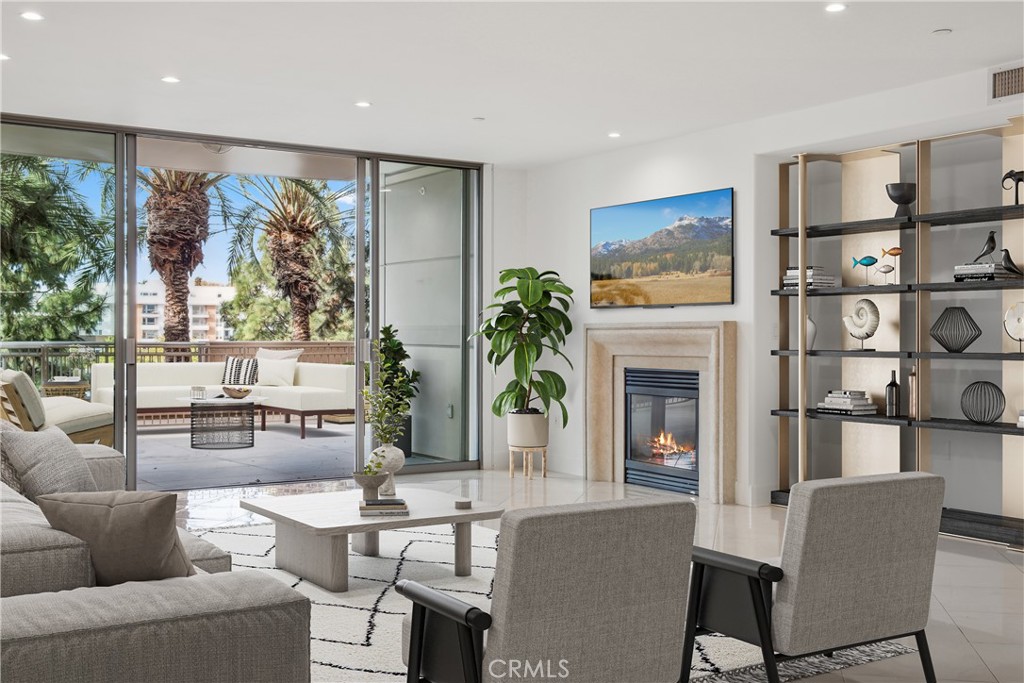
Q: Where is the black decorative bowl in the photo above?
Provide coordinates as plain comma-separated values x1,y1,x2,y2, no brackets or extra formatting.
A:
885,183,917,218
961,381,1005,425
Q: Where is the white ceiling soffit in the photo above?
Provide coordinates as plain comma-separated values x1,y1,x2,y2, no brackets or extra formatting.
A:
137,138,358,181
1,2,1022,168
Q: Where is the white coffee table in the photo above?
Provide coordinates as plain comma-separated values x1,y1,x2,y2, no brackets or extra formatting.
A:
240,488,504,592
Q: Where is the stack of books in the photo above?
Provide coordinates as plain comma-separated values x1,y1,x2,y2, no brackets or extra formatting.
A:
816,390,878,416
954,263,1016,282
359,498,409,517
782,266,837,290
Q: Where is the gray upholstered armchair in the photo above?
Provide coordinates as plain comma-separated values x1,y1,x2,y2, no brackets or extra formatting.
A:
398,497,697,683
682,472,945,683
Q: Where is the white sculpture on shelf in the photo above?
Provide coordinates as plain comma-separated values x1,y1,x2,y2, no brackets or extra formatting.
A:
842,298,879,351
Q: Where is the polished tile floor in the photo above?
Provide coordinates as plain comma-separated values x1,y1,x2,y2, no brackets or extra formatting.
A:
175,470,1024,683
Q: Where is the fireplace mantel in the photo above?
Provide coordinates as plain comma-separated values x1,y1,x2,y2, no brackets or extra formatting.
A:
585,322,737,504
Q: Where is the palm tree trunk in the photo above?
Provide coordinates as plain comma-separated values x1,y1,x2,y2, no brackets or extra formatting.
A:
163,265,191,344
290,294,311,341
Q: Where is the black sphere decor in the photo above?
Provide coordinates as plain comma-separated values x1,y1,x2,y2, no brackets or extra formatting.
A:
930,306,982,353
960,381,1006,425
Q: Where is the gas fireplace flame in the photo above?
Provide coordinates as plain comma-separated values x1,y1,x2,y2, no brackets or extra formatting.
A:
648,431,695,456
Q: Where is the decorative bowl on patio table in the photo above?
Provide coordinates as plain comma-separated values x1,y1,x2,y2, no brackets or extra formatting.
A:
222,386,252,399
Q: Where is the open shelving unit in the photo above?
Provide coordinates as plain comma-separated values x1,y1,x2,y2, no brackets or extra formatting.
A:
773,117,1024,547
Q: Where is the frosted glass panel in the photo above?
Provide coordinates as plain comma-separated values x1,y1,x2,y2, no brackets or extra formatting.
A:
382,259,461,347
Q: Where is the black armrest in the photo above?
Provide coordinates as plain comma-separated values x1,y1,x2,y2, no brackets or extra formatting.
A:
693,546,784,582
396,579,492,630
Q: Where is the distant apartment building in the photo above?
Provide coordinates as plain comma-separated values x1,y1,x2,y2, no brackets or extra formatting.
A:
91,280,236,341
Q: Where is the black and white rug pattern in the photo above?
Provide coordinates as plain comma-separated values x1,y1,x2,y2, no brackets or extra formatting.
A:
197,523,913,682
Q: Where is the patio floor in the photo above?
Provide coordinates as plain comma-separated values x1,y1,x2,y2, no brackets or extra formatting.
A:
137,420,356,491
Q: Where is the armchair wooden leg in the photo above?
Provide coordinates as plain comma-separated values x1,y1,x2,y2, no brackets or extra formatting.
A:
680,563,705,683
915,631,937,683
748,577,781,683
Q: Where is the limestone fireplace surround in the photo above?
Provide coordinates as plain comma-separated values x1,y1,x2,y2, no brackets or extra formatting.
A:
585,322,737,504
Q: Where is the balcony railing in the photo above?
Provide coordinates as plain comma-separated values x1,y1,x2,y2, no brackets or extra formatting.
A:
0,340,355,386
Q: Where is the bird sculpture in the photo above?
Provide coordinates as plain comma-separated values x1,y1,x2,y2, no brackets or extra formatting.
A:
1001,249,1024,278
973,231,997,263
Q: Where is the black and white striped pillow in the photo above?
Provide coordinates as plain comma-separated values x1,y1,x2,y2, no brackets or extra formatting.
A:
221,356,258,386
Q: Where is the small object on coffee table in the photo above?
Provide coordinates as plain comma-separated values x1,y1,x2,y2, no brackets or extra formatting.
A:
222,386,252,399
455,499,472,510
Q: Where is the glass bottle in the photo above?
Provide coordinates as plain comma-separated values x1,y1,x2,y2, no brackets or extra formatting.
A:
886,370,900,418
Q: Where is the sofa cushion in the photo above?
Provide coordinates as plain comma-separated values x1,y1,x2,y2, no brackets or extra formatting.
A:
0,369,46,429
77,444,126,491
0,422,97,501
256,347,304,360
260,386,349,412
257,358,297,387
1,450,24,494
41,396,114,433
222,356,259,386
1,483,95,597
36,491,195,586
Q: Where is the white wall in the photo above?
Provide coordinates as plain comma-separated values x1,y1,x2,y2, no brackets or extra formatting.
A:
483,67,1022,505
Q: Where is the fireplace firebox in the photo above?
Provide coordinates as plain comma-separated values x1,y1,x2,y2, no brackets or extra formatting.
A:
624,368,698,494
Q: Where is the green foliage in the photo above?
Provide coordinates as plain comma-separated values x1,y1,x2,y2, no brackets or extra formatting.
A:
590,234,732,281
474,267,574,426
362,339,413,444
376,325,421,402
1,155,112,341
361,452,385,475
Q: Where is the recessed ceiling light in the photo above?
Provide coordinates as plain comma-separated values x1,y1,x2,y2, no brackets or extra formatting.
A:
472,117,486,122
932,28,953,35
0,54,9,61
20,11,43,20
161,76,180,84
354,101,372,108
608,132,622,139
825,3,847,12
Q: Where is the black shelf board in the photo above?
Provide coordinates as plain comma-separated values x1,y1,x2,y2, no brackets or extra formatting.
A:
772,408,911,427
912,418,1023,436
772,349,909,358
771,216,915,238
911,280,1023,292
772,284,910,297
912,351,1024,361
916,204,1024,227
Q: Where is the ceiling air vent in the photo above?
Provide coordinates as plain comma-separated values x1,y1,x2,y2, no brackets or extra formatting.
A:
989,63,1024,104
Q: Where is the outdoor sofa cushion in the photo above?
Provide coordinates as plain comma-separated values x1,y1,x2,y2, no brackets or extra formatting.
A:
0,370,46,429
41,396,113,434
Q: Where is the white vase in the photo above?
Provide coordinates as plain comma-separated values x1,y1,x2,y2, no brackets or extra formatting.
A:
507,412,549,448
373,443,405,497
806,316,817,351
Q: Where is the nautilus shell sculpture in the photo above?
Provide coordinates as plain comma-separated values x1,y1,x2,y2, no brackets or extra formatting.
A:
842,298,880,348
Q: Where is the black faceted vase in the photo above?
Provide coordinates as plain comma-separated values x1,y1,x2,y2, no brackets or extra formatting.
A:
961,381,1006,425
930,307,982,353
886,183,917,218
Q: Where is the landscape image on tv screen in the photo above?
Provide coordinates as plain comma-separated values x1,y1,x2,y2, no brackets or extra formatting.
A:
590,187,733,307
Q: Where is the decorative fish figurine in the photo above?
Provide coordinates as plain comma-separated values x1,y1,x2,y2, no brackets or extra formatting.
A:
852,255,878,269
882,247,903,258
875,264,895,275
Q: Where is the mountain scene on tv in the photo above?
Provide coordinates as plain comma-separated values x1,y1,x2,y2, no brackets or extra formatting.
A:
590,188,733,306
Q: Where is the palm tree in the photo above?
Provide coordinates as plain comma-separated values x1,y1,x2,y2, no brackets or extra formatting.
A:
137,170,228,342
229,177,353,341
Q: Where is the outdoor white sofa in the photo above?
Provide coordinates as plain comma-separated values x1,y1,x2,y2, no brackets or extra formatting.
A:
90,361,356,439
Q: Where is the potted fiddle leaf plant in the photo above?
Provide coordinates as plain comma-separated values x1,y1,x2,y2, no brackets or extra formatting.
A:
362,338,415,496
475,267,573,448
377,324,420,455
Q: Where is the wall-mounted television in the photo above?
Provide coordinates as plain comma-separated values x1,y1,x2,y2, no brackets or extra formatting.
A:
590,187,734,308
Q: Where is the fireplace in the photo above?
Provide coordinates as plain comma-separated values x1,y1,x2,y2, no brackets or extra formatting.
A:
624,368,699,494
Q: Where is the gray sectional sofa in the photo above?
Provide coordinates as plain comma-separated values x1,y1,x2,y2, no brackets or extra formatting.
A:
0,444,312,683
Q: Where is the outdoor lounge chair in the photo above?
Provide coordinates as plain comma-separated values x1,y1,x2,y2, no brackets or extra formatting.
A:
0,370,114,446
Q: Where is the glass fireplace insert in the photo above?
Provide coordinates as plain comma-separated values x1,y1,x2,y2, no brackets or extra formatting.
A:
624,368,698,494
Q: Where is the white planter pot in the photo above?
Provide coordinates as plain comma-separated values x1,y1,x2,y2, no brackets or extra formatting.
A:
507,412,549,448
373,443,405,497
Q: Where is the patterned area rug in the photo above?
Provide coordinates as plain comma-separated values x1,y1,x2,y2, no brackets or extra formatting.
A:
198,523,913,682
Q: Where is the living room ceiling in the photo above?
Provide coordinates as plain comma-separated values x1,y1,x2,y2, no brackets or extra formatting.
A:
1,2,1021,168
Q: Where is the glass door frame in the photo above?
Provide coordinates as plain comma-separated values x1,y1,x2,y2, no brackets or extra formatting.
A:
1,112,483,486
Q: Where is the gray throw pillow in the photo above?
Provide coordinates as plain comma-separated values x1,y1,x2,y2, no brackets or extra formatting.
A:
1,449,24,494
36,490,196,586
0,421,96,501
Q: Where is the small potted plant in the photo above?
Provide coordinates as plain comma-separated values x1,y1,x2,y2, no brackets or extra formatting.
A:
352,453,389,501
362,338,415,497
475,267,574,448
376,325,420,454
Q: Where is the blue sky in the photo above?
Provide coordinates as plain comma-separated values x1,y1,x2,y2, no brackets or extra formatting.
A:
590,187,732,246
76,168,353,284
